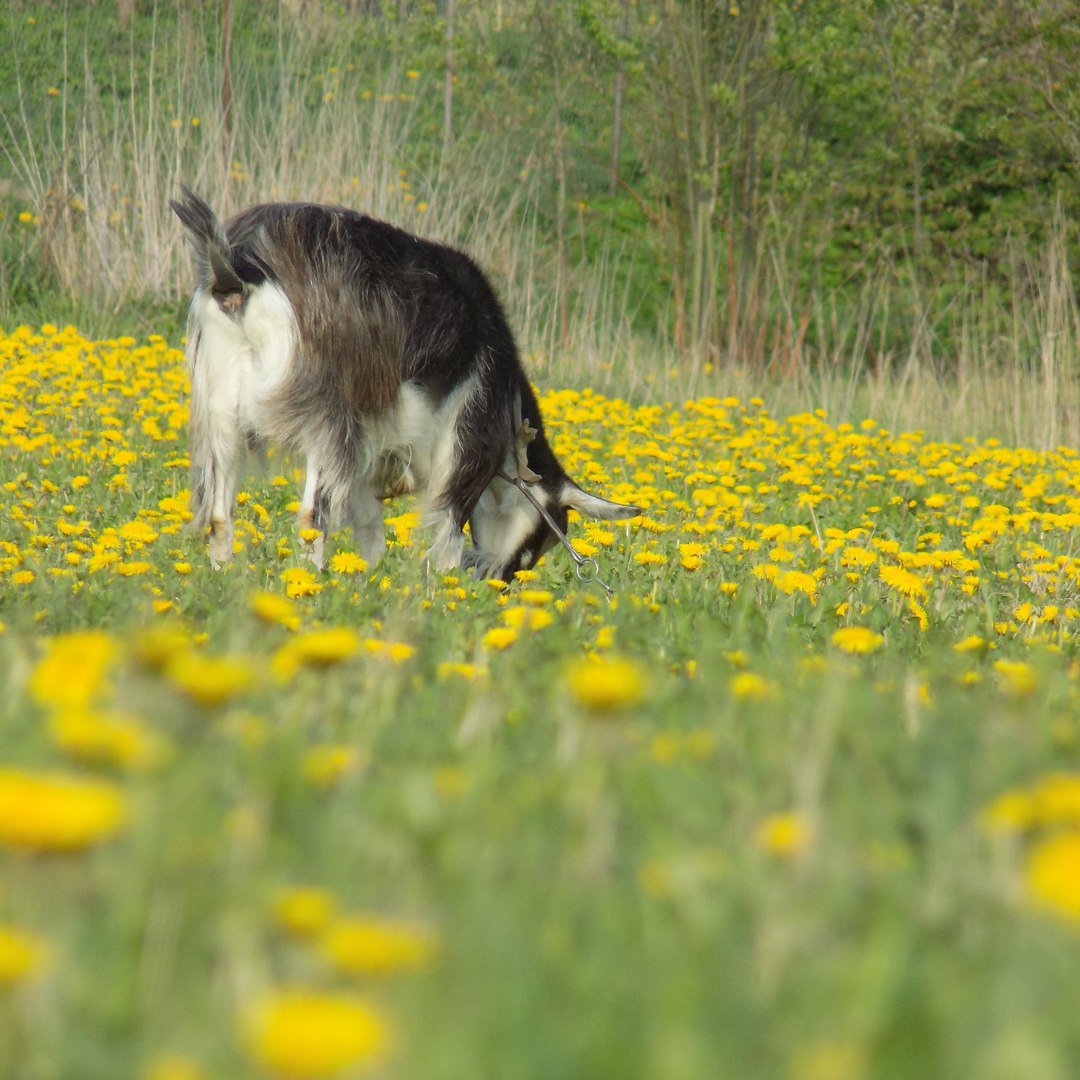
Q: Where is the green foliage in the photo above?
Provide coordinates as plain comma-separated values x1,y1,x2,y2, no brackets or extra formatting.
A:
1,0,1079,371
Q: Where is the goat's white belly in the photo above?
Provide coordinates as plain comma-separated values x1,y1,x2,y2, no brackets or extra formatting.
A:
361,374,480,492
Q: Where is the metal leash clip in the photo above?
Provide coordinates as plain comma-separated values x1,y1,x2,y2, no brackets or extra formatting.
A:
496,470,616,596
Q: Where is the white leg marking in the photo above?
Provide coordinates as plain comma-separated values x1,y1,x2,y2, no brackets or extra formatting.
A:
208,466,236,568
426,512,465,571
349,481,386,567
298,457,326,570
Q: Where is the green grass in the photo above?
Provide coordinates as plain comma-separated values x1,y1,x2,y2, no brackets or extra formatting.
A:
2,328,1080,1078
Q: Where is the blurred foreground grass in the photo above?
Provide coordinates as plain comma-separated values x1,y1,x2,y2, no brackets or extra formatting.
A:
1,327,1080,1079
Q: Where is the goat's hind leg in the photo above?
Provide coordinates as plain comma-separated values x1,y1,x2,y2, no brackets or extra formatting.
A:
207,458,240,568
189,408,242,569
298,458,329,570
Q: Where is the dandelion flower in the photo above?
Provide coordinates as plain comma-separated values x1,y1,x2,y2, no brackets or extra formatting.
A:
361,639,415,663
754,811,811,858
164,651,253,708
29,630,117,708
328,551,367,575
482,626,517,650
239,988,390,1078
0,768,127,852
436,662,487,681
774,569,817,597
281,567,323,598
878,563,927,599
832,626,884,654
982,789,1035,835
50,709,169,771
566,655,647,713
729,672,773,700
131,624,191,670
1026,830,1080,922
250,590,301,630
0,924,50,985
274,887,337,939
320,916,437,976
994,659,1037,698
275,629,360,677
302,745,362,789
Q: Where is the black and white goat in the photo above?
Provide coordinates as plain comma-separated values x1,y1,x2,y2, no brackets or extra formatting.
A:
171,189,639,580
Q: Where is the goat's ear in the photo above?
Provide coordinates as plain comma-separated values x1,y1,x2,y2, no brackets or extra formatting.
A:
560,480,642,521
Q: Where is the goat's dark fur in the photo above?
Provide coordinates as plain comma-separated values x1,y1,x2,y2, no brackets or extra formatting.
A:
172,188,638,579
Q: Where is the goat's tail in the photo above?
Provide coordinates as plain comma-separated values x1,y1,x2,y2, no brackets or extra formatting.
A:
171,186,245,296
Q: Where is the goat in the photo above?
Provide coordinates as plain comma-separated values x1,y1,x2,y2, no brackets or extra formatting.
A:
171,188,639,580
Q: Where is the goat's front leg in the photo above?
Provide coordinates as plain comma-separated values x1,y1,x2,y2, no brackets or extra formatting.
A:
348,480,387,568
425,509,466,572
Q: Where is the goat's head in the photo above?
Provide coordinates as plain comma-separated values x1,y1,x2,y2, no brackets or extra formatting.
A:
467,420,640,581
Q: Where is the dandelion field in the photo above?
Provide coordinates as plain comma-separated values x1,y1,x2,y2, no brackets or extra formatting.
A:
3,326,1080,1079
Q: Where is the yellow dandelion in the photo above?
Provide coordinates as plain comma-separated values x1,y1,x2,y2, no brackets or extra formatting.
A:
250,590,301,630
320,916,437,976
328,551,367,575
281,567,323,598
518,588,553,606
29,630,117,708
993,659,1037,698
273,887,337,939
982,789,1035,835
1032,773,1080,826
501,605,554,631
832,626,884,654
0,768,127,852
131,624,191,670
634,550,668,566
302,745,362,789
482,626,517,650
361,639,415,663
774,569,818,597
0,924,50,985
278,628,360,674
239,989,390,1079
729,672,773,700
754,811,812,858
1026,830,1080,922
436,662,487,681
119,520,158,544
164,651,253,708
566,655,647,713
50,708,169,771
878,563,927,599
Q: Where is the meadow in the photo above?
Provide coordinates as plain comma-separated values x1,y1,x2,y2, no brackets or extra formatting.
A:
4,3,1080,1077
1,324,1080,1079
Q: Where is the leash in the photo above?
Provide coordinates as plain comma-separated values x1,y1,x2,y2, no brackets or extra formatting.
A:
496,470,616,596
